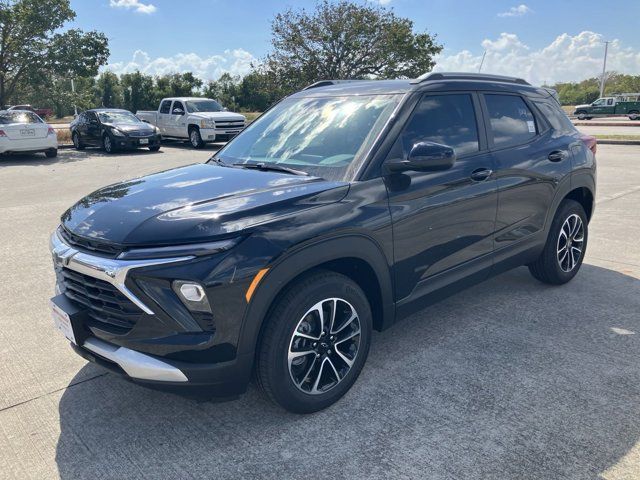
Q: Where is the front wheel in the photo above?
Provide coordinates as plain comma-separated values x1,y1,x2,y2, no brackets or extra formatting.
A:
528,199,588,285
72,132,84,150
149,145,160,152
576,111,589,120
189,127,205,148
629,110,639,121
102,134,114,154
256,271,372,413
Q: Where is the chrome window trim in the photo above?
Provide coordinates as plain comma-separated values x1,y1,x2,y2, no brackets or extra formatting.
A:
50,230,194,315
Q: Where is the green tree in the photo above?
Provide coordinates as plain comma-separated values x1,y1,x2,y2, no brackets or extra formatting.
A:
0,0,109,106
94,71,122,108
204,73,240,110
263,0,442,93
121,71,154,111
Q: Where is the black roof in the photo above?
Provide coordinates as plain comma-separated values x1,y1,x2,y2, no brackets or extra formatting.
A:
292,72,553,100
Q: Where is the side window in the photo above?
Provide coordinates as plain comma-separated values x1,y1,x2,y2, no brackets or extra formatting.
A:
160,100,172,114
484,94,537,148
534,101,576,135
171,101,184,114
606,98,614,106
393,93,480,158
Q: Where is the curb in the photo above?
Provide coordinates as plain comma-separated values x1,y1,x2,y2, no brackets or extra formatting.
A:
596,139,640,146
573,122,640,127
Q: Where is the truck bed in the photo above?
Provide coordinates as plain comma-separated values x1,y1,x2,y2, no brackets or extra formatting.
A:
135,111,158,125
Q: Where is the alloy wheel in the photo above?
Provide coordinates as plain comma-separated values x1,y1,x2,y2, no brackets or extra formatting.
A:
557,213,584,272
190,130,199,147
73,133,79,148
104,136,112,153
288,298,361,395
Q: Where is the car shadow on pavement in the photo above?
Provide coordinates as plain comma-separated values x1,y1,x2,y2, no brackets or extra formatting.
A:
54,264,640,479
0,148,166,167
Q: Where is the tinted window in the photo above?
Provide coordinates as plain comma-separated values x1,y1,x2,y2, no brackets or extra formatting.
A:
171,101,185,114
186,100,223,113
160,100,172,114
534,101,576,136
485,94,537,148
396,94,480,157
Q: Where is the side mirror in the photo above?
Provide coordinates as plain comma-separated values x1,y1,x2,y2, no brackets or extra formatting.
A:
222,107,228,112
172,108,184,115
385,141,456,173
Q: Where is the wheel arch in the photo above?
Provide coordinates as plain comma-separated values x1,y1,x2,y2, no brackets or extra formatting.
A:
237,234,395,359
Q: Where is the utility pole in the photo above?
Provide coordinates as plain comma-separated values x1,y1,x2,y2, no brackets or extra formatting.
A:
478,51,486,73
71,78,78,117
599,41,610,98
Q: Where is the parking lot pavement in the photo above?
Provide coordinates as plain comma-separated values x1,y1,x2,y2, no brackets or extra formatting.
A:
578,125,640,137
0,144,639,479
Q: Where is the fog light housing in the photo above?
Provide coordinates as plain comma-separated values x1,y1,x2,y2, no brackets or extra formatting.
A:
173,280,212,312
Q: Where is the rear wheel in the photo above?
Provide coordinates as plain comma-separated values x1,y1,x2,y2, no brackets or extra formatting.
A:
188,126,205,148
72,132,84,150
629,110,639,121
256,271,372,413
149,145,160,152
102,134,114,154
45,148,57,158
528,199,588,285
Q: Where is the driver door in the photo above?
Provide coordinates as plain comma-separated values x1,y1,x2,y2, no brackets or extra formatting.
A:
385,92,498,308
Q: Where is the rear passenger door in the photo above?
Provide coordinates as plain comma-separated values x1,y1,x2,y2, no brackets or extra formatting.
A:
482,93,572,261
386,92,498,304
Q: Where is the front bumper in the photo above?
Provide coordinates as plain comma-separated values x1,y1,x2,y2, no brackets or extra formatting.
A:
112,134,161,150
199,127,243,142
50,230,255,396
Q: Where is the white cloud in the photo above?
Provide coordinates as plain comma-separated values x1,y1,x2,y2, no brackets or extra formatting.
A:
109,0,157,14
105,49,257,81
434,31,640,84
498,4,532,17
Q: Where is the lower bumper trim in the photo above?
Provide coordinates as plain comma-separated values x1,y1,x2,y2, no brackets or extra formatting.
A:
82,337,188,382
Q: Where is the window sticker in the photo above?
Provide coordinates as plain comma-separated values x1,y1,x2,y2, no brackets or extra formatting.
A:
527,120,536,133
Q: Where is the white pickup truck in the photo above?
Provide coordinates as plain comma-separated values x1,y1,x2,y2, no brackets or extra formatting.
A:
136,97,246,148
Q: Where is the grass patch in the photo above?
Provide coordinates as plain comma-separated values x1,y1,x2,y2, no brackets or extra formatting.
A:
562,105,575,115
243,112,262,123
593,134,640,141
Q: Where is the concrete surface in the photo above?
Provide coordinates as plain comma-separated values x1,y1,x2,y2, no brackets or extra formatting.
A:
578,125,640,137
0,144,639,479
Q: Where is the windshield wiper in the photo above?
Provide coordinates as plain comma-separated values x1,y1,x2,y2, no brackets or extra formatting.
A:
231,162,309,176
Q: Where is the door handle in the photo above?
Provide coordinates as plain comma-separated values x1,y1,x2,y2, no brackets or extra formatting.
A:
548,150,566,162
470,168,492,181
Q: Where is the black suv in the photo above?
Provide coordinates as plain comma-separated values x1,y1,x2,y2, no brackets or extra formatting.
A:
50,73,596,413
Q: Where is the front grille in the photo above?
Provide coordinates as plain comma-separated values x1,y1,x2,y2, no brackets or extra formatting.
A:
56,266,143,334
216,120,245,129
127,131,154,138
59,227,122,257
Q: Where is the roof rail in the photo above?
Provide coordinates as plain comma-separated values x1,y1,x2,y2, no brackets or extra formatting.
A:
411,72,530,86
302,80,365,90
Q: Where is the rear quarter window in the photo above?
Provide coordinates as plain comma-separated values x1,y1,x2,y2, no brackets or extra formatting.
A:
484,94,537,148
534,101,577,136
160,100,172,114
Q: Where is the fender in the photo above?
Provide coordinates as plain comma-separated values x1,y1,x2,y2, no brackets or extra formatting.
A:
236,233,395,357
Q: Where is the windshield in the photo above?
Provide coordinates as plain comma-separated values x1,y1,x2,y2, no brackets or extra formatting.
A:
97,111,140,124
215,94,401,180
0,111,42,124
186,100,223,113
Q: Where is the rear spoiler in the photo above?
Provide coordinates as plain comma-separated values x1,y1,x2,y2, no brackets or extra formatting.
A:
542,87,561,105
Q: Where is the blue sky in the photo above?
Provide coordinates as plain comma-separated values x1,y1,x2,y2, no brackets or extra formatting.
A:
69,0,640,84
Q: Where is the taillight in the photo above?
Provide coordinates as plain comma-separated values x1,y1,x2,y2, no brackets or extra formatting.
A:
580,134,597,155
47,127,56,136
0,130,6,137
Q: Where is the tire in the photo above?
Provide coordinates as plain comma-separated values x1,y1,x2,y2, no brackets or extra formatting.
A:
528,199,588,285
72,132,84,150
629,110,639,121
256,270,372,413
102,134,114,153
189,126,205,148
576,111,589,120
45,148,57,158
149,145,160,152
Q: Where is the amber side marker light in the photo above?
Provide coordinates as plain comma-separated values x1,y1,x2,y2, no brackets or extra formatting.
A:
245,268,269,303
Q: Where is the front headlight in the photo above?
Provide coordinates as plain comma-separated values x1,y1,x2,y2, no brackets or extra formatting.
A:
200,119,215,128
117,238,240,260
111,127,125,137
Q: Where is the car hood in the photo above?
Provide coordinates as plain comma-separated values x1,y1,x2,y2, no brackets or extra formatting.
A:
574,104,591,110
189,112,246,122
61,163,348,246
105,122,156,134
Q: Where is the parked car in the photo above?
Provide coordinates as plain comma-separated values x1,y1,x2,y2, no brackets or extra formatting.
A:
7,104,54,119
70,108,161,153
574,94,640,120
136,97,246,148
0,110,57,157
50,73,596,413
